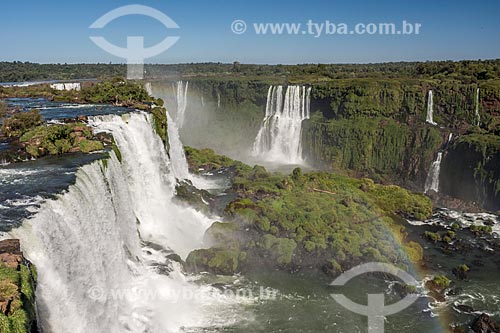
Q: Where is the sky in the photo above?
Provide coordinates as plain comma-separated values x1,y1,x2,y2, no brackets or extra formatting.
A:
0,0,499,64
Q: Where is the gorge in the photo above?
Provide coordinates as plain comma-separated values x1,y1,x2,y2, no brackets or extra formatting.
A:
1,60,500,333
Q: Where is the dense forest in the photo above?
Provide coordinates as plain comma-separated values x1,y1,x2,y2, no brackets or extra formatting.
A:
1,59,499,82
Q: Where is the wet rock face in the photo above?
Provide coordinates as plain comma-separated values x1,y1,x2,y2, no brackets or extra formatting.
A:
440,139,500,212
471,313,500,333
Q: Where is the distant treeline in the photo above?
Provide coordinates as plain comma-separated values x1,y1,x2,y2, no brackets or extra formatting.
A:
0,59,499,82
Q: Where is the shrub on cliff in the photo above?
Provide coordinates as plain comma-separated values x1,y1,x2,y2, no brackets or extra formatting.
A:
20,123,102,157
1,110,42,137
80,78,151,105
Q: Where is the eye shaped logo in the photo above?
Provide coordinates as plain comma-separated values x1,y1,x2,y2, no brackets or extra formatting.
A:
330,262,420,333
89,4,180,79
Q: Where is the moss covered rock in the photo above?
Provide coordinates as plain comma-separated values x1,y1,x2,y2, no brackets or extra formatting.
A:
185,147,431,277
185,248,240,275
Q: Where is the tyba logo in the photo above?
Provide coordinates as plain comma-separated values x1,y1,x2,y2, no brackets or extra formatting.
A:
90,5,180,79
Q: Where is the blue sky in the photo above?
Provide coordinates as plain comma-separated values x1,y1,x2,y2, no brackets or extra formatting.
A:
0,0,499,64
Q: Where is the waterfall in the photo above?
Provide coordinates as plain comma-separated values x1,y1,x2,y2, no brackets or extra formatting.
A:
50,82,81,91
217,92,221,109
475,88,481,125
166,111,217,189
166,112,191,181
425,152,443,193
173,81,189,128
252,85,311,164
11,112,244,332
145,82,153,96
201,96,205,107
426,90,437,125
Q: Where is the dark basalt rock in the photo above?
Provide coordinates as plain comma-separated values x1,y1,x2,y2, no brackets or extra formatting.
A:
455,304,475,313
471,313,500,333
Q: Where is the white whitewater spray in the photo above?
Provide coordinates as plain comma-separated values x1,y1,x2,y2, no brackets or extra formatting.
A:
166,112,191,181
166,111,218,189
425,152,443,193
11,112,247,333
252,85,311,164
145,82,153,96
173,81,189,128
426,90,437,125
475,88,481,126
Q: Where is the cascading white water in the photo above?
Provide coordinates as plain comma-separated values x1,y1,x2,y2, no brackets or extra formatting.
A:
475,87,481,125
166,111,218,190
88,113,212,257
252,85,311,164
145,82,153,96
173,81,189,128
50,82,81,91
217,92,221,109
166,112,191,181
426,90,437,125
11,112,246,333
447,133,453,143
424,152,443,193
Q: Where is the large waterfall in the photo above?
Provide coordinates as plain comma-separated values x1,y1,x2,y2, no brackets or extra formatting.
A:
475,87,481,125
252,85,311,164
173,81,189,128
425,152,443,193
11,112,245,332
426,90,437,125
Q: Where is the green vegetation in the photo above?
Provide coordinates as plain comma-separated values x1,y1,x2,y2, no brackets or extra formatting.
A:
0,78,158,162
111,143,122,163
150,103,169,147
185,248,240,275
404,284,418,294
0,100,6,119
1,59,499,83
0,263,36,333
80,78,151,107
184,146,251,174
430,275,451,290
1,110,42,138
79,139,104,153
440,132,500,210
469,224,493,235
20,123,103,157
0,62,125,82
1,77,153,108
424,231,442,243
185,148,432,276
